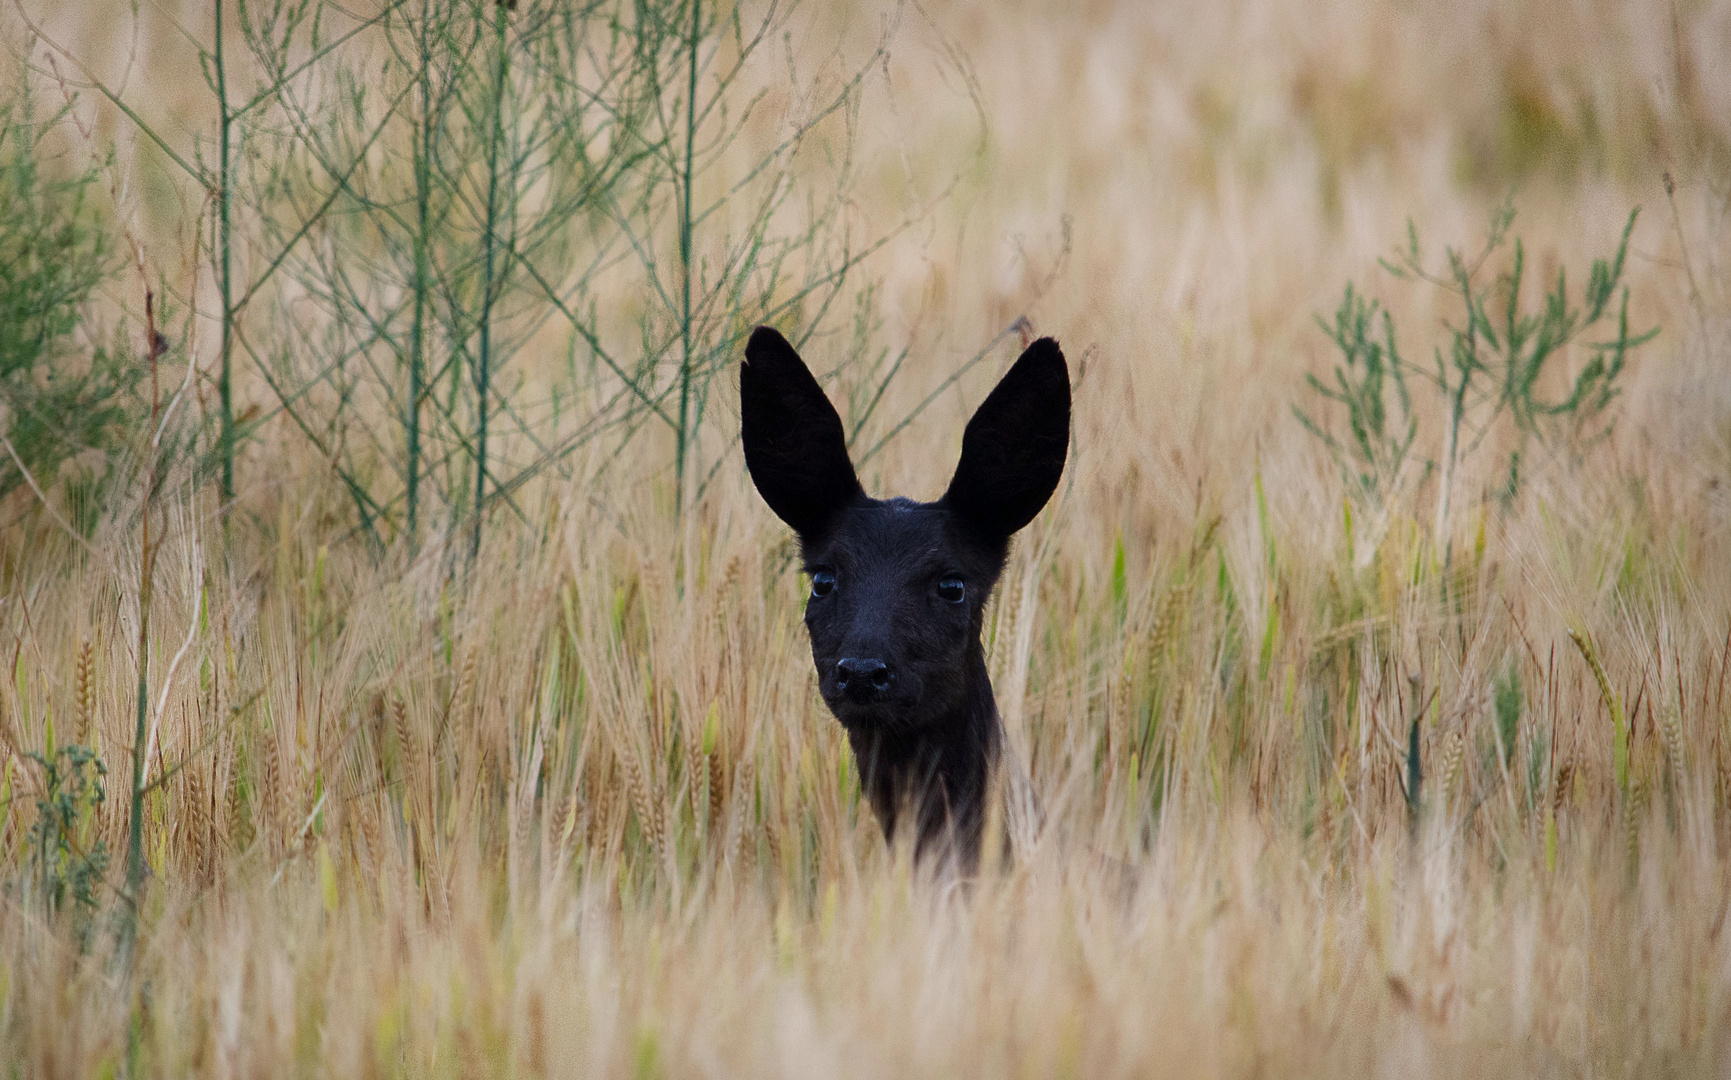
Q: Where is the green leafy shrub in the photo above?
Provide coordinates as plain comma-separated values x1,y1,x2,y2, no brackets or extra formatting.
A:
21,743,110,927
1295,283,1417,506
0,100,137,518
1298,200,1658,547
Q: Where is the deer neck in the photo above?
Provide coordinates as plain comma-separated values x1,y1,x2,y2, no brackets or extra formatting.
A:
846,641,1001,869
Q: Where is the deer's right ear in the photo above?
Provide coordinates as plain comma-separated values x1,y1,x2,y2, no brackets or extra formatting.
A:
741,326,864,538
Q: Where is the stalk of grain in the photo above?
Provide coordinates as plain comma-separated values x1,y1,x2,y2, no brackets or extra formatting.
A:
226,750,242,848
701,700,722,831
708,753,724,833
731,755,756,868
1439,726,1465,800
201,761,218,884
74,640,94,746
1569,628,1627,797
621,747,662,859
1658,703,1686,797
392,694,413,774
183,762,209,885
1626,770,1647,874
457,650,478,717
260,727,282,847
557,787,581,849
683,703,707,834
1718,737,1730,809
1553,759,1574,817
437,650,478,756
590,768,613,847
210,756,230,888
1149,584,1186,665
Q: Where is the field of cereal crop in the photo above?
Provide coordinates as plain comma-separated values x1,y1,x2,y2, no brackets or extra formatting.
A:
1,0,1729,1074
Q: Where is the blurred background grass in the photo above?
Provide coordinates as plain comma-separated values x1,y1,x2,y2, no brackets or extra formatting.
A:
0,0,1727,1075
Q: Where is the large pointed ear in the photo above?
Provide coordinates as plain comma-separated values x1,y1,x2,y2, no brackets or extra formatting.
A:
741,326,865,537
942,337,1070,539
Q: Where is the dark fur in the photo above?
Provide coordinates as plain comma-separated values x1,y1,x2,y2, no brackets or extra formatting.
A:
741,326,1069,868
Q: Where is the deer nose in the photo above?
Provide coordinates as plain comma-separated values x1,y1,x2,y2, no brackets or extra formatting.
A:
835,657,894,700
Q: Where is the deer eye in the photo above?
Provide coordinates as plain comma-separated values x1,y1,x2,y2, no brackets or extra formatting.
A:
810,569,837,598
936,576,965,604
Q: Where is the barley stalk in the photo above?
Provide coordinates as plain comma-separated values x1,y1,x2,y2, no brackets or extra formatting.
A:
0,4,1715,1071
557,788,582,849
762,817,781,871
621,748,662,859
457,651,479,716
226,749,243,848
392,696,413,769
708,752,723,831
1149,584,1186,665
1570,627,1627,796
683,709,704,834
438,650,479,755
360,797,384,869
1552,759,1574,817
1625,770,1647,874
699,699,722,834
731,756,756,868
185,762,210,884
1439,726,1465,799
260,728,282,845
1717,739,1731,810
590,771,613,848
1658,703,1686,797
74,639,94,746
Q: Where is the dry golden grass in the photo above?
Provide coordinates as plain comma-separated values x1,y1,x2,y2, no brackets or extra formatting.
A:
2,0,1731,1075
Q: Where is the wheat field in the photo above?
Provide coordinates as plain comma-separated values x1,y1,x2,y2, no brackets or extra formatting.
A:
2,0,1730,1075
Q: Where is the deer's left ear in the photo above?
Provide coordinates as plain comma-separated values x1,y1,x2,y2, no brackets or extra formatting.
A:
943,337,1070,540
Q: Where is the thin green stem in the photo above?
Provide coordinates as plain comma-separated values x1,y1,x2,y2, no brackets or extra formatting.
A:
674,0,700,520
407,0,434,546
472,0,510,561
216,0,235,514
122,292,165,973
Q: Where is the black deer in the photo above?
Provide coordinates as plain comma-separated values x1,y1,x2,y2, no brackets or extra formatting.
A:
741,327,1069,868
